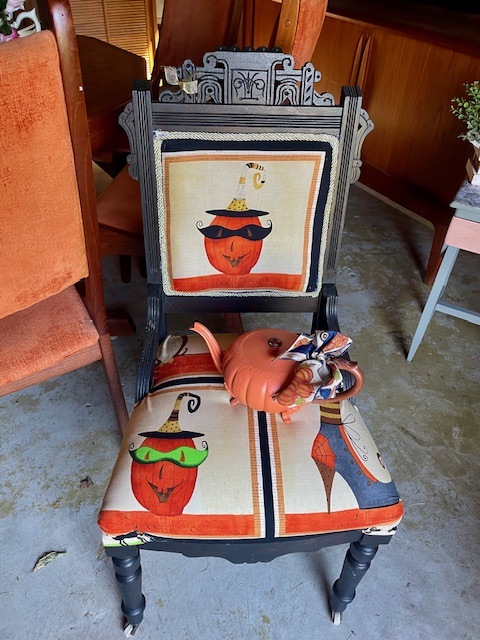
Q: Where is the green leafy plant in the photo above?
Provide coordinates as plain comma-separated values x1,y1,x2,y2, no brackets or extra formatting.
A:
451,81,480,144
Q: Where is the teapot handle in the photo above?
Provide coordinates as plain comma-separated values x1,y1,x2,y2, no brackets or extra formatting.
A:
313,358,364,403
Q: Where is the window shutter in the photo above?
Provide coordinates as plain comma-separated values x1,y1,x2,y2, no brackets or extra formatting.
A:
69,0,157,74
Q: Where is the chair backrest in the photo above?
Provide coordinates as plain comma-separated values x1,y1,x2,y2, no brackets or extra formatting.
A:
119,49,373,399
243,0,328,68
0,1,107,333
0,30,88,319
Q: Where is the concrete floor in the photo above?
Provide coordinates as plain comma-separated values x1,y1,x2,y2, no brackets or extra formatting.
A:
1,182,479,640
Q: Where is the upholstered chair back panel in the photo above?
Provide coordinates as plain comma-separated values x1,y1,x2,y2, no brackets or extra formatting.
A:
154,133,338,298
0,31,88,319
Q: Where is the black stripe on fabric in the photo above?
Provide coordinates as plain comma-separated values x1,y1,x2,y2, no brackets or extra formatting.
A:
306,145,332,292
150,375,225,393
257,411,275,540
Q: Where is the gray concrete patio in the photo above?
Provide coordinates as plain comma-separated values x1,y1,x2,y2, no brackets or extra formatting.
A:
1,182,479,640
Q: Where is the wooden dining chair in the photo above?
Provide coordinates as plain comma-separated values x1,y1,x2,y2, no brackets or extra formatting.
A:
243,0,328,67
0,0,128,433
96,165,144,283
97,49,403,636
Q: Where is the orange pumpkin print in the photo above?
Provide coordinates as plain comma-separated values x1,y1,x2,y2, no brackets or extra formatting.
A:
131,435,200,516
129,393,208,516
198,162,272,275
204,215,265,275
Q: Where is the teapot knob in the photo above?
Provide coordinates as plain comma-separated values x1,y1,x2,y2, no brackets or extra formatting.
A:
268,337,283,350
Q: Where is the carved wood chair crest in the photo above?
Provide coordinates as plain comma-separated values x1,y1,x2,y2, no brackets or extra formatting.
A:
159,47,334,107
120,48,373,184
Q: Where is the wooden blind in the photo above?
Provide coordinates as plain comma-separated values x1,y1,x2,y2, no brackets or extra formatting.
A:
69,0,107,41
69,0,157,74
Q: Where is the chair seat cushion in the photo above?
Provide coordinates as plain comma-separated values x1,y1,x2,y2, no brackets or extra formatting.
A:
99,335,403,547
0,286,99,387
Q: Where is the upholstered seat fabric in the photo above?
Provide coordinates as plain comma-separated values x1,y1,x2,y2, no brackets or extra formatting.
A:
0,32,88,319
0,286,99,387
99,335,403,547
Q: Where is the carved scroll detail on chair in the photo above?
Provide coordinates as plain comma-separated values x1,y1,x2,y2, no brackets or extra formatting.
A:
155,51,371,185
159,49,334,107
351,108,374,184
118,102,138,181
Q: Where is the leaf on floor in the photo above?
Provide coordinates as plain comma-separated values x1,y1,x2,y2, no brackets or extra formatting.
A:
33,550,67,572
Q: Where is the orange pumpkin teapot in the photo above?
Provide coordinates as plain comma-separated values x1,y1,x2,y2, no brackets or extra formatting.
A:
190,322,364,422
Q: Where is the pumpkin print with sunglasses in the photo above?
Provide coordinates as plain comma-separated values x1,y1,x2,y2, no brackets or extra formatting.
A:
197,162,272,275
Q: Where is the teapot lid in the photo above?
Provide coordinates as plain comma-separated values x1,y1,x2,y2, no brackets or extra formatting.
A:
233,329,298,375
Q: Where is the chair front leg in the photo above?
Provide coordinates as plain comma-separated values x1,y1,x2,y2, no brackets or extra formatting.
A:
109,546,146,632
330,539,379,624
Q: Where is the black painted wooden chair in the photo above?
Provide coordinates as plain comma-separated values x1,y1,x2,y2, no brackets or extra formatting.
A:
98,49,403,636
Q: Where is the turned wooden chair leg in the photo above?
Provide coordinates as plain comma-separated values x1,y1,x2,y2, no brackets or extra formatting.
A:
330,540,379,624
108,547,146,633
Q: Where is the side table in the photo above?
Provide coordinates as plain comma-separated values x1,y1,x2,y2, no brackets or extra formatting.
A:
407,180,480,361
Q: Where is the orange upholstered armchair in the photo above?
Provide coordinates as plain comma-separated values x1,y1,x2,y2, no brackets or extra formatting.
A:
0,0,128,432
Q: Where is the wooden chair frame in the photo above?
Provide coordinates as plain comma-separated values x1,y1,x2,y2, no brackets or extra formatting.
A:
2,0,129,432
103,49,396,633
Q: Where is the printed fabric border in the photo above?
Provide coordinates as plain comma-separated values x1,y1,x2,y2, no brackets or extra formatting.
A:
153,130,339,297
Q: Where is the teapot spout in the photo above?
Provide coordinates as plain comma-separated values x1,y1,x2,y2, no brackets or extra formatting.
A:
190,322,223,373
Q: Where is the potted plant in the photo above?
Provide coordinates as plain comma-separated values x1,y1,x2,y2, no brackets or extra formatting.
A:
451,80,480,185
